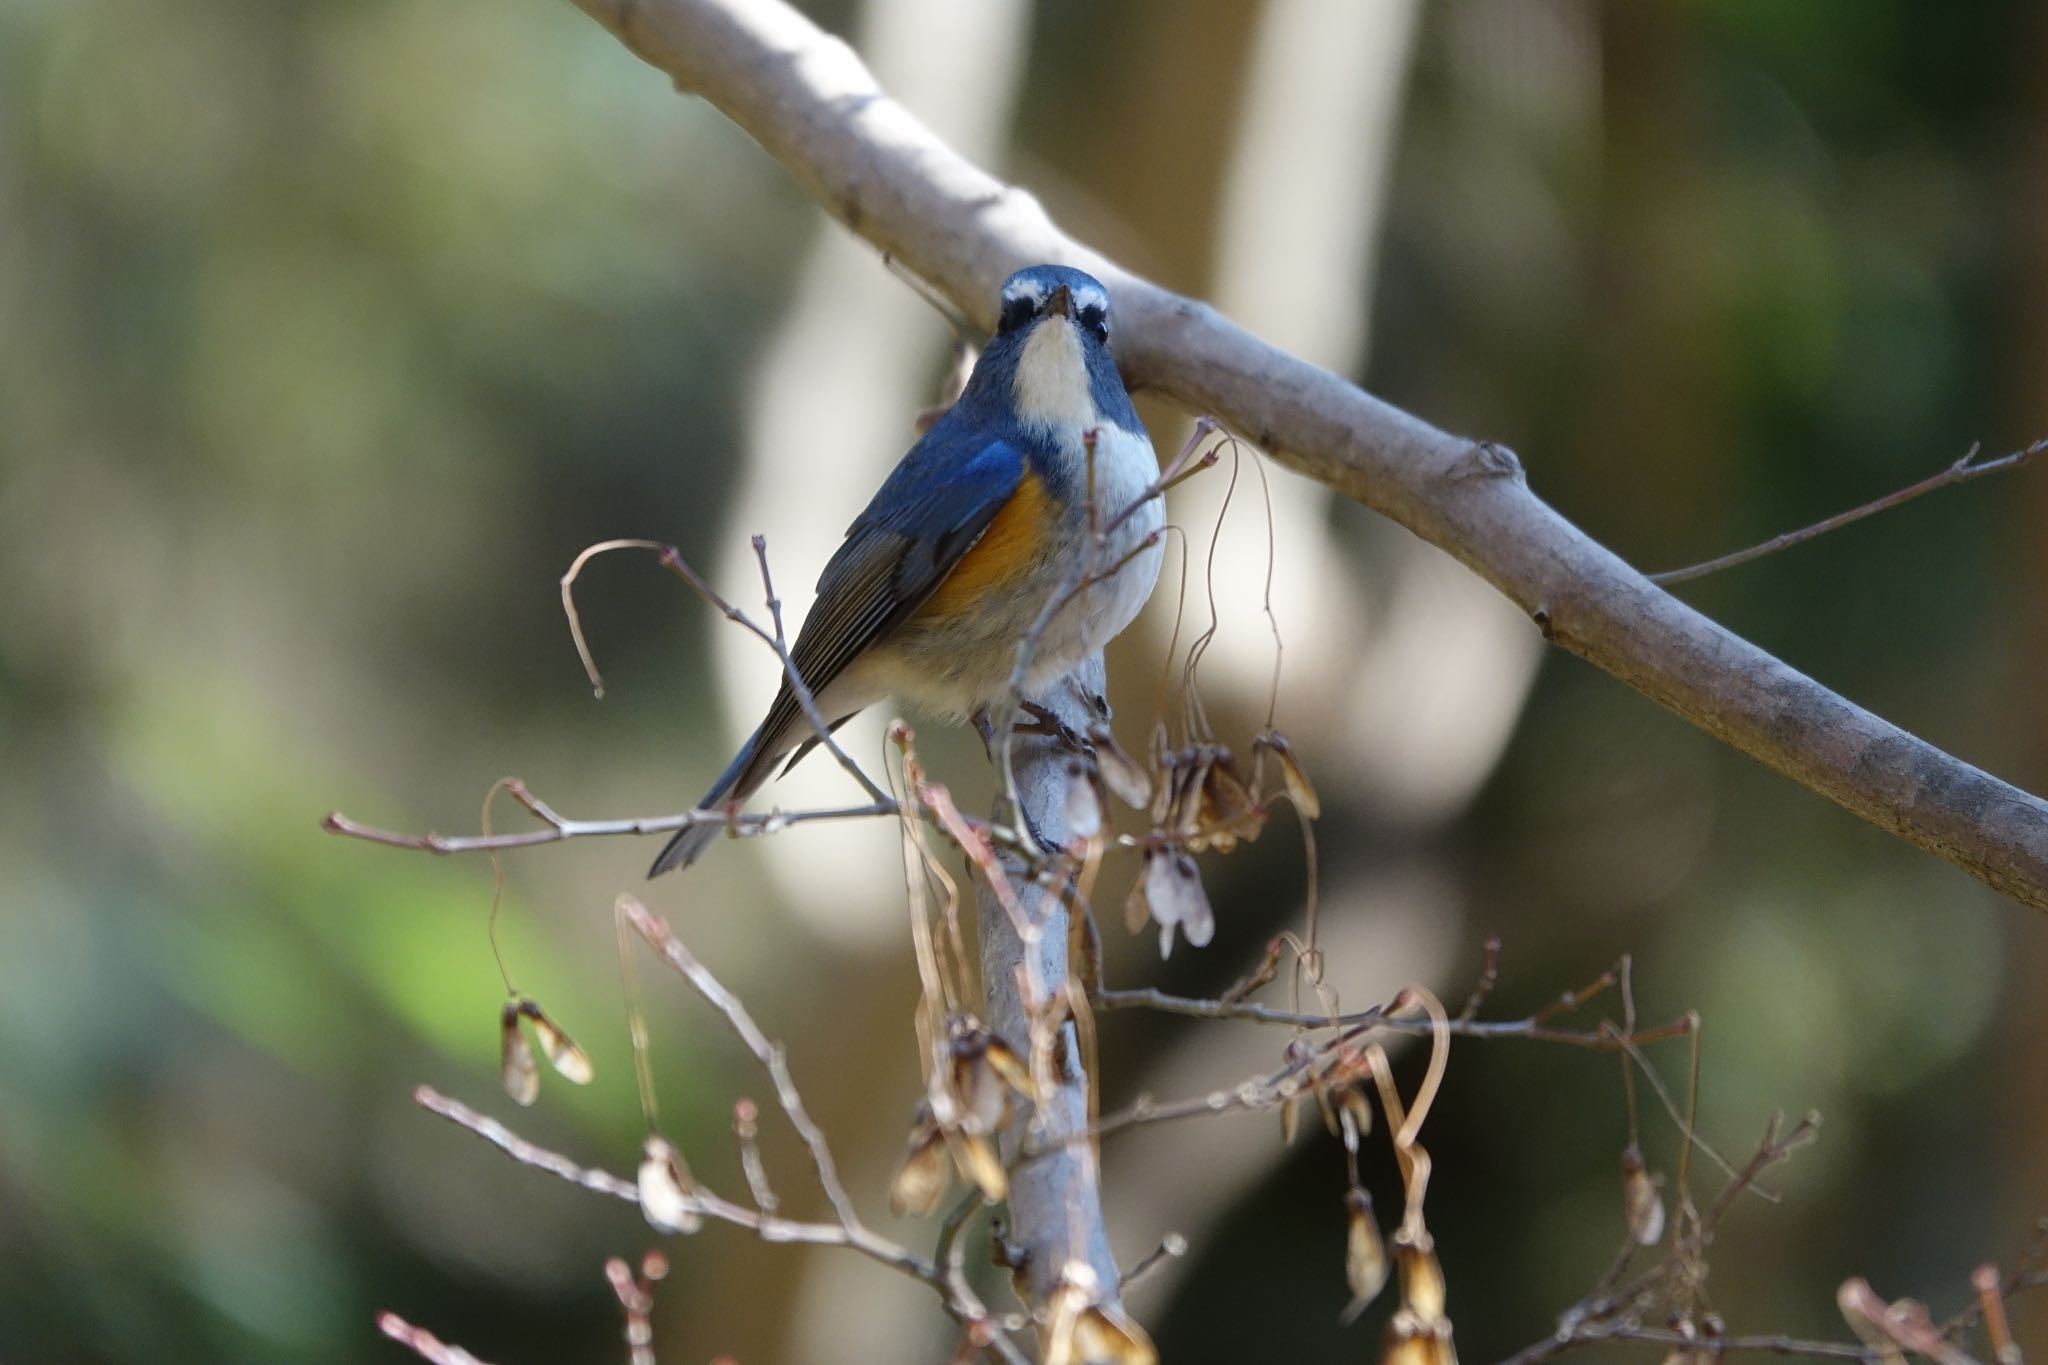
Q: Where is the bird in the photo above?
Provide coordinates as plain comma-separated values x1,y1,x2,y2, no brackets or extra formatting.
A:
649,264,1164,877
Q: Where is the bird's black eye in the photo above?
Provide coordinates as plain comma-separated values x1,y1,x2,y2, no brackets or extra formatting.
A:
997,295,1034,335
1077,303,1109,343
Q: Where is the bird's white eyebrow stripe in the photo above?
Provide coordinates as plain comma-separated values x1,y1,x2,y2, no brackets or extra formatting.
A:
1001,279,1109,310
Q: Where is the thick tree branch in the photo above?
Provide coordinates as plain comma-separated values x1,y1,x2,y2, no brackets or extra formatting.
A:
977,656,1124,1313
563,0,2048,912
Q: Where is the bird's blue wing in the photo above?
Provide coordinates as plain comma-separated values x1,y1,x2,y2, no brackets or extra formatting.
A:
753,433,1025,751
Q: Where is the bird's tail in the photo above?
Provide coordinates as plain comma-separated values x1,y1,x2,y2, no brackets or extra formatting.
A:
647,722,780,878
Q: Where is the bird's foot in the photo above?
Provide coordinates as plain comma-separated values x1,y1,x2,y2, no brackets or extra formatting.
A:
1015,700,1094,757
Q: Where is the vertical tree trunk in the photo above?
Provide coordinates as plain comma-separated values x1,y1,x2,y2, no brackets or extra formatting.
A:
977,655,1122,1310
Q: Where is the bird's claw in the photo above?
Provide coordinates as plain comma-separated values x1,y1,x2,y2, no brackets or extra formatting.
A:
1015,700,1094,757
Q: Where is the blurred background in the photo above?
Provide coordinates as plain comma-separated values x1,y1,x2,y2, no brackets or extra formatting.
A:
5,0,2047,1360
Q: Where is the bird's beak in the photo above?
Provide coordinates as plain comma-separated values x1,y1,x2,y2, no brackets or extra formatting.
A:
1044,284,1071,318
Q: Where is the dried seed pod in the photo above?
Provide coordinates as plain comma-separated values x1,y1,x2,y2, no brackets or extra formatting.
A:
1124,853,1155,935
950,1132,1008,1204
1259,731,1321,819
1063,758,1104,843
1044,1263,1157,1365
1335,1088,1368,1154
1145,851,1215,958
637,1136,701,1234
1089,722,1153,809
889,1103,950,1218
1147,726,1176,827
957,1054,1008,1133
946,1015,1031,1129
499,1001,539,1107
1383,1309,1458,1365
1043,1275,1087,1365
1338,1086,1373,1154
1393,1227,1448,1326
1170,748,1213,843
1621,1144,1665,1246
1280,1092,1302,1147
1197,746,1263,852
1345,1188,1390,1311
518,1000,594,1085
1314,1074,1344,1140
1071,1305,1159,1365
979,1033,1039,1106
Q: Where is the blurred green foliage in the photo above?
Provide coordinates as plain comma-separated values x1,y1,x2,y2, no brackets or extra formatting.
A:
3,1,2046,1362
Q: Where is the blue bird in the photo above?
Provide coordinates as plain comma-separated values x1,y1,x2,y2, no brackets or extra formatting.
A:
650,265,1164,877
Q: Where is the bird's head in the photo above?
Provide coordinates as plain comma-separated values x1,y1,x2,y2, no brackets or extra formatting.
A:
970,264,1131,439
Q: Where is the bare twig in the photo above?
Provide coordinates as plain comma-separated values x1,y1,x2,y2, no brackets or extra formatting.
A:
732,1098,777,1214
1501,1106,1836,1365
1497,1323,1875,1365
745,534,894,806
1944,1221,2048,1345
618,896,864,1234
561,535,890,806
323,785,892,856
1120,1233,1188,1295
557,0,2048,912
1090,986,1694,1052
1458,935,1503,1023
1702,1111,1821,1232
606,1253,667,1365
378,1313,497,1365
414,1084,1026,1363
415,1085,639,1202
1650,437,2048,586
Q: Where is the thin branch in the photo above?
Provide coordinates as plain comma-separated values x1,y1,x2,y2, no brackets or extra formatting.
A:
1505,1107,1836,1365
744,535,894,806
558,0,2048,912
413,1085,1027,1362
1943,1220,2048,1342
1090,986,1694,1052
562,535,891,806
1119,1232,1188,1295
618,896,865,1234
732,1098,778,1214
1703,1110,1820,1232
415,1085,639,1202
605,1254,666,1365
1650,437,2048,586
323,787,893,855
1497,1323,1877,1365
378,1313,497,1365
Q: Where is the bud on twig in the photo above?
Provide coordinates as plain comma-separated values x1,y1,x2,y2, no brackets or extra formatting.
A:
637,1135,701,1235
1621,1143,1665,1247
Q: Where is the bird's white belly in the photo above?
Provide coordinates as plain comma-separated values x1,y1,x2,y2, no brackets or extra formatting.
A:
1059,421,1164,661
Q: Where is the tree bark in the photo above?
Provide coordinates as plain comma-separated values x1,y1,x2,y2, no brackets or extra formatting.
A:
976,657,1121,1312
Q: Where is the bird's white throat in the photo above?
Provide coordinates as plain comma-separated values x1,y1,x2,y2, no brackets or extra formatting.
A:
1011,319,1096,440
